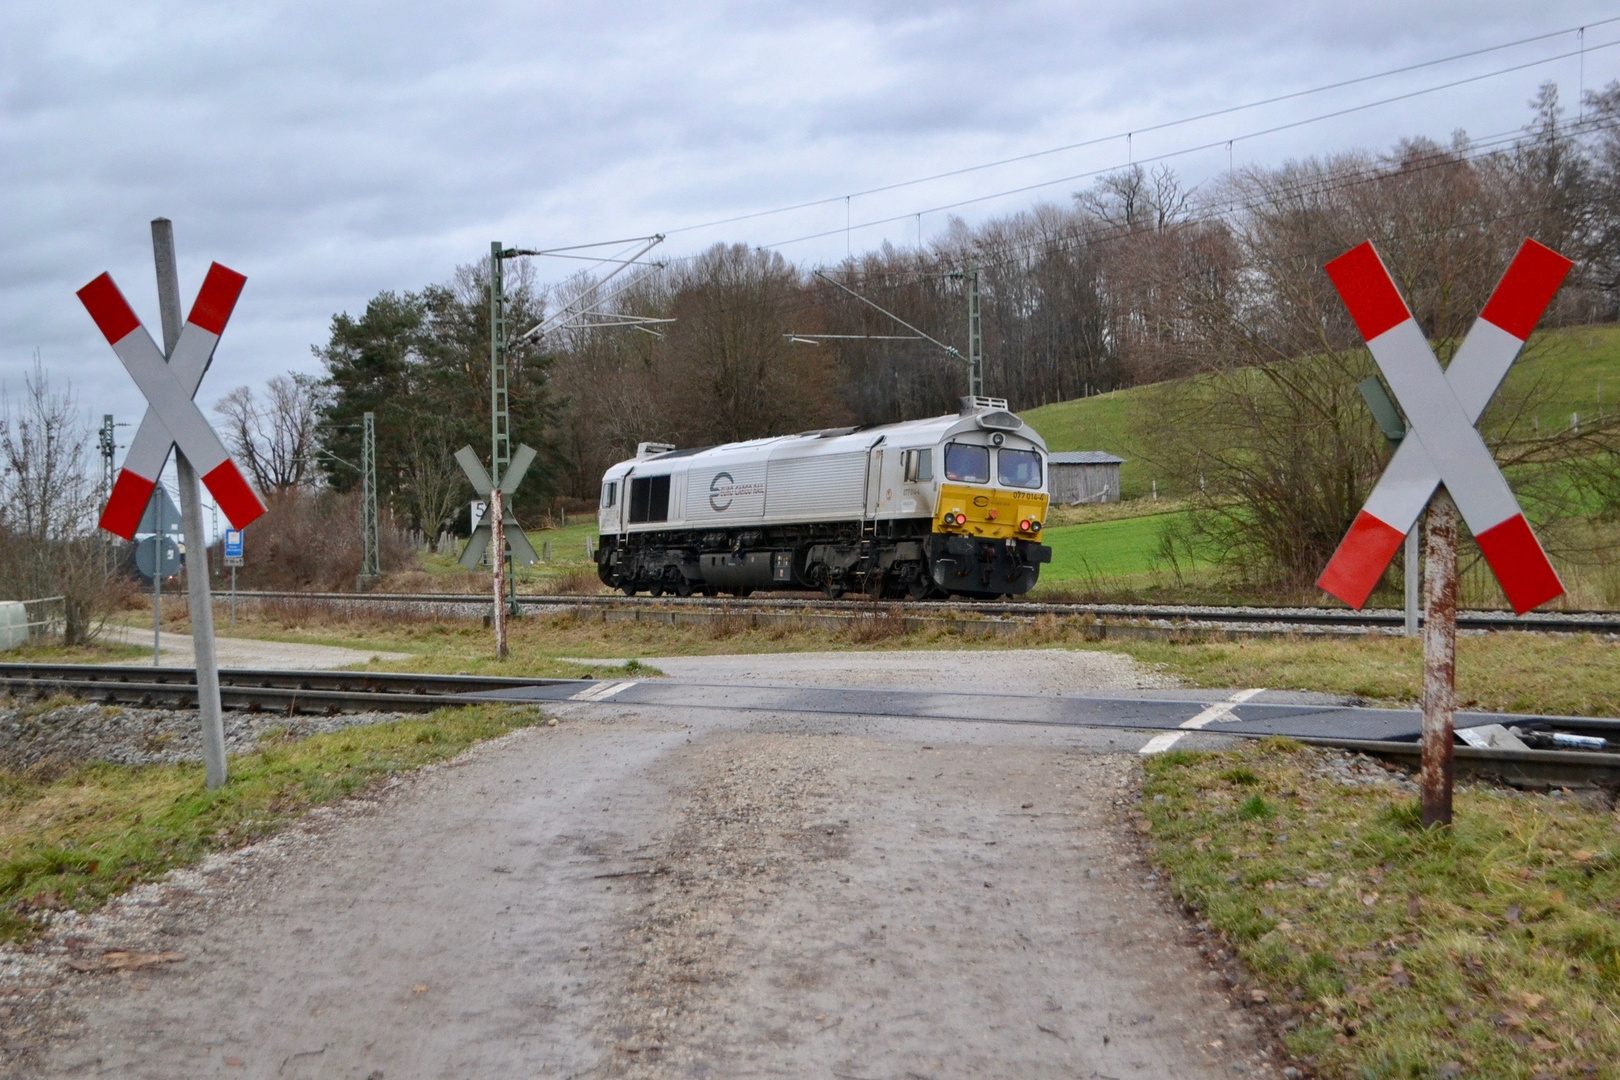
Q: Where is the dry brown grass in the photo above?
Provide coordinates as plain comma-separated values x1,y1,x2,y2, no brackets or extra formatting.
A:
552,566,606,595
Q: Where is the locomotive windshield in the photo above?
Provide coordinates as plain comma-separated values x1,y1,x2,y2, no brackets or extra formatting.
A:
997,448,1042,489
944,443,990,483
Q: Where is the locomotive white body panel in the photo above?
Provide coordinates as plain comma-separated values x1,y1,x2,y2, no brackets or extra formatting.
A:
596,402,1054,598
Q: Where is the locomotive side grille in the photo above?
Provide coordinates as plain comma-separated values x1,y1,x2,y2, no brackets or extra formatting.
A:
764,452,866,518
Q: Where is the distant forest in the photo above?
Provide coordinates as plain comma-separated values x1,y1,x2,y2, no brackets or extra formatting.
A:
297,82,1620,530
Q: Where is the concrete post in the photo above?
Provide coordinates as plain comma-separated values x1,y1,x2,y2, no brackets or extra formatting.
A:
153,218,229,789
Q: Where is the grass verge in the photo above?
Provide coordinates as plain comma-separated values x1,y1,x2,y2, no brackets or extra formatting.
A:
1111,633,1620,717
1141,739,1620,1079
0,704,543,943
0,641,150,664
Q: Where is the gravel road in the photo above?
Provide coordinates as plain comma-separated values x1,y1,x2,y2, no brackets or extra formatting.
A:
14,648,1287,1078
99,625,411,669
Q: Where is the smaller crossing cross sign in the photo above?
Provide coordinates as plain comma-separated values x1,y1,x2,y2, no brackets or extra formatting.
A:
1318,239,1573,615
457,443,539,569
78,264,266,540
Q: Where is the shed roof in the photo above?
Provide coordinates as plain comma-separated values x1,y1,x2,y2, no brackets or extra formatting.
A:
1048,451,1125,465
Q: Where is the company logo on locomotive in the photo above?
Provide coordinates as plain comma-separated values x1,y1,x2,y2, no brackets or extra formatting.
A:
708,471,765,513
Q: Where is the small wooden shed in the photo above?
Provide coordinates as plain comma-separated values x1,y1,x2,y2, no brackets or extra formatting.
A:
1048,451,1125,505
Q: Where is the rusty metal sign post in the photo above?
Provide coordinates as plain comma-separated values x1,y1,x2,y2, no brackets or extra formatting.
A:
1318,239,1572,827
455,444,538,660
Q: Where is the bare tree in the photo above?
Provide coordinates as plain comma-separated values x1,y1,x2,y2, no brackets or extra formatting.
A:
666,244,838,444
214,373,323,498
398,415,466,538
0,361,119,643
1145,139,1571,593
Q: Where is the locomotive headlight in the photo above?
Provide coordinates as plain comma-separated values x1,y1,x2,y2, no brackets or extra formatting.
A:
1031,520,1042,532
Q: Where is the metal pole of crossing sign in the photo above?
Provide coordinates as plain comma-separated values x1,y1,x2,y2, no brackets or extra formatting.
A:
152,218,229,790
1403,529,1420,637
1357,375,1420,637
152,489,162,666
1421,492,1459,826
491,487,507,660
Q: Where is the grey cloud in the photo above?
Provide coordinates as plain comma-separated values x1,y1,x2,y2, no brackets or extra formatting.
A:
2,0,1613,428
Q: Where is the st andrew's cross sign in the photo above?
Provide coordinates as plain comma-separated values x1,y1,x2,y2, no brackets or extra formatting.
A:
1317,239,1573,615
456,443,539,568
78,264,266,539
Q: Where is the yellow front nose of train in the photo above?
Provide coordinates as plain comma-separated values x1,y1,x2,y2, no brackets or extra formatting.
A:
936,483,1048,541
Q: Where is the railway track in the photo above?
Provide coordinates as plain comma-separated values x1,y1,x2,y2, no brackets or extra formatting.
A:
224,589,1620,635
0,662,571,715
4,662,1618,788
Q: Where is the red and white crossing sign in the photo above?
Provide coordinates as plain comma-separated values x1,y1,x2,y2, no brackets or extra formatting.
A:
1318,239,1572,615
78,263,265,539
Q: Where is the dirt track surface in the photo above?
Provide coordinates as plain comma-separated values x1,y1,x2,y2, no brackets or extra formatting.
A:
17,650,1281,1078
100,625,411,668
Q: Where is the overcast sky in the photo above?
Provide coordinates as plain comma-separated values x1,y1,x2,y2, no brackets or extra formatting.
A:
3,0,1618,444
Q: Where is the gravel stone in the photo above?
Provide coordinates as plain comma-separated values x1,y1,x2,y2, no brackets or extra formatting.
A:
0,698,410,771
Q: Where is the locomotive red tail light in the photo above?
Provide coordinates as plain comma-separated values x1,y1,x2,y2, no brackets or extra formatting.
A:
949,511,966,526
1019,519,1031,531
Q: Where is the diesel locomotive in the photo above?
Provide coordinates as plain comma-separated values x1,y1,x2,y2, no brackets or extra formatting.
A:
595,397,1053,599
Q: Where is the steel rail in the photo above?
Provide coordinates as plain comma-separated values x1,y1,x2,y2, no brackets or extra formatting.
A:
1281,736,1620,788
215,590,1620,634
0,663,575,715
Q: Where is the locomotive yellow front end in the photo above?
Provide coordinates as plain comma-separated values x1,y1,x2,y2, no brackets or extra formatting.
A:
925,424,1053,597
934,485,1049,543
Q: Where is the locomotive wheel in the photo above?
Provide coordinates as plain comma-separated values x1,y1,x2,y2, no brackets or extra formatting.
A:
822,582,844,600
620,583,637,596
649,579,665,598
672,575,693,598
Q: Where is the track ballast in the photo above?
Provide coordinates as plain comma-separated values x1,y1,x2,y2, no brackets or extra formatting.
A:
222,589,1620,635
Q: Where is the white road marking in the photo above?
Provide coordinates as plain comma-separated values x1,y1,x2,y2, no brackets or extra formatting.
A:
1138,688,1266,755
568,680,640,702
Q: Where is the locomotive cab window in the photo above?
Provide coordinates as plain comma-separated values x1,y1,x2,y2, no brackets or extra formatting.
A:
601,481,617,508
943,443,989,484
903,448,933,482
628,475,670,523
997,448,1042,489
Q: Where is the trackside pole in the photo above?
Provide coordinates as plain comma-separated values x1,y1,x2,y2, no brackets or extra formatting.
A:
152,492,162,665
491,487,508,660
1420,492,1458,827
153,219,229,789
1404,528,1420,637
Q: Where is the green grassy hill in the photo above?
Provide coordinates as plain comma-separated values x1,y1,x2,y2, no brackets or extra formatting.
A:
1020,389,1152,497
1019,324,1620,599
1019,324,1620,503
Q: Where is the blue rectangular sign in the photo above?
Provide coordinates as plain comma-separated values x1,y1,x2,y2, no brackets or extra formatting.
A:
224,529,244,559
